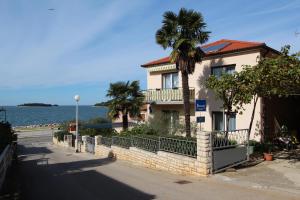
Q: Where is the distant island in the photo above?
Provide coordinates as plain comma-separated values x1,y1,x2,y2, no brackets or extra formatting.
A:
18,103,58,107
94,101,109,107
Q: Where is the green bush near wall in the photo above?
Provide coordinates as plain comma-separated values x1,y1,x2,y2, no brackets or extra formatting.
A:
54,131,69,142
0,121,17,152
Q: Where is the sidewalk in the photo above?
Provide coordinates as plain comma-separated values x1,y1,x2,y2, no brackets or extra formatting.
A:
213,157,300,195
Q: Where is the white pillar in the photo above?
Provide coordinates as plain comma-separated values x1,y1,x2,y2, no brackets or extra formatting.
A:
196,131,212,176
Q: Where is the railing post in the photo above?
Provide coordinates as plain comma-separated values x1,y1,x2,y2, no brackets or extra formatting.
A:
158,136,161,151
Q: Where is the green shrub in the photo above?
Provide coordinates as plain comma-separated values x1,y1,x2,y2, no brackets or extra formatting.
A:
148,112,171,135
58,120,75,131
147,113,198,136
54,131,69,142
129,124,157,135
0,121,16,152
58,117,113,137
87,117,110,124
79,127,117,137
79,128,98,137
248,140,265,153
119,123,197,141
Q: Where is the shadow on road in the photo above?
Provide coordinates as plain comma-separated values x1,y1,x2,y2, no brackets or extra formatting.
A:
18,144,53,157
15,143,156,200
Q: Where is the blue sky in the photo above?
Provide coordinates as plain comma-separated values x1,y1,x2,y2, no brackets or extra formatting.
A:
0,0,299,105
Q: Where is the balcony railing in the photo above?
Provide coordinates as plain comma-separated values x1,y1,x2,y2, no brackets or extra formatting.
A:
144,88,195,103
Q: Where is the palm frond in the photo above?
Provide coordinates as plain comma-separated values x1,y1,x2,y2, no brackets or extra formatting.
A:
156,8,210,75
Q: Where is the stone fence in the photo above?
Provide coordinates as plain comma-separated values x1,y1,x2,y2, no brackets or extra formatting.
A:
53,136,68,147
93,132,212,176
53,132,212,176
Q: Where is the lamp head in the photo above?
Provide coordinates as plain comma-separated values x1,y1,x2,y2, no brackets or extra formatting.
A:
74,95,80,102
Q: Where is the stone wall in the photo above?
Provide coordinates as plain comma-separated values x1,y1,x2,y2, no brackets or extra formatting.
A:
95,144,199,175
95,132,212,176
53,131,212,176
52,137,68,148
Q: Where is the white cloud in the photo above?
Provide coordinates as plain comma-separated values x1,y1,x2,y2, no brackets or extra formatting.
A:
0,0,150,89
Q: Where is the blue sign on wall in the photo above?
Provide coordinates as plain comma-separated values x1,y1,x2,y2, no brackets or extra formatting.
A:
197,116,205,123
195,99,206,111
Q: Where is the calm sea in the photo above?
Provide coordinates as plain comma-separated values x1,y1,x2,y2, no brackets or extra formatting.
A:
1,106,108,127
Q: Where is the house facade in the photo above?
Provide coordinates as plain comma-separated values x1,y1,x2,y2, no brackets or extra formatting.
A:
141,39,278,139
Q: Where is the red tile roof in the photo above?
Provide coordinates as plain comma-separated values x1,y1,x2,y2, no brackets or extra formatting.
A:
141,39,273,67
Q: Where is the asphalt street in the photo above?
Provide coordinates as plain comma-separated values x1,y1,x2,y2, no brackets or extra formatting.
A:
15,130,299,200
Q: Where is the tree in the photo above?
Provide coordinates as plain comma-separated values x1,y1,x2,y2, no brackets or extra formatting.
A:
106,81,144,131
156,8,210,137
205,73,253,133
243,45,300,138
206,45,300,139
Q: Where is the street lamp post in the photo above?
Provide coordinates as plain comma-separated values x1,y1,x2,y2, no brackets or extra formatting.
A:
74,95,80,153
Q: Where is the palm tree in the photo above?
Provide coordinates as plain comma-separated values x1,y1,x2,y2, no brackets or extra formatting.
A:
156,8,210,137
106,81,144,131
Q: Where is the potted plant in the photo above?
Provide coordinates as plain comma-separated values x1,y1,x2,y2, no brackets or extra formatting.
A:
263,142,274,161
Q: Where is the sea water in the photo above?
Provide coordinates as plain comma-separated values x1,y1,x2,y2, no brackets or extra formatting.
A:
1,106,108,126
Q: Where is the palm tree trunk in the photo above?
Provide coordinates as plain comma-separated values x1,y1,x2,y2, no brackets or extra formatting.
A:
122,113,128,131
181,71,191,137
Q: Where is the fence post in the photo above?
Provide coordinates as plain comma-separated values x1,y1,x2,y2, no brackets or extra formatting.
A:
196,131,212,176
81,136,88,153
95,135,102,146
158,136,161,151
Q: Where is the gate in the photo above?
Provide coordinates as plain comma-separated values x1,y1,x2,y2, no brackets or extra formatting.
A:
211,129,249,173
85,136,95,154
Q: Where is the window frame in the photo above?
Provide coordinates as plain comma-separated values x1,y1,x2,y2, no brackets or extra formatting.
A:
162,72,179,89
212,111,237,131
211,64,236,78
212,111,224,131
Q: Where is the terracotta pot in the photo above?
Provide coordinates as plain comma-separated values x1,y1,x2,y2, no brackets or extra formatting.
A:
264,153,273,161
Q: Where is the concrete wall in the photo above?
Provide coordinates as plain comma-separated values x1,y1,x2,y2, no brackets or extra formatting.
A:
145,50,262,140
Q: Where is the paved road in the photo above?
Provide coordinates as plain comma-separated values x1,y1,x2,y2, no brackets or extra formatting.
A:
17,131,298,200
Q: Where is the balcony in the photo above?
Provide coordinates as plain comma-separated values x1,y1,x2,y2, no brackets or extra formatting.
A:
144,88,195,104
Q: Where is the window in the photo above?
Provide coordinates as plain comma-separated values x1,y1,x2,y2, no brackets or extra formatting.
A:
162,72,179,89
212,111,236,131
228,113,236,131
211,65,236,78
212,112,224,131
